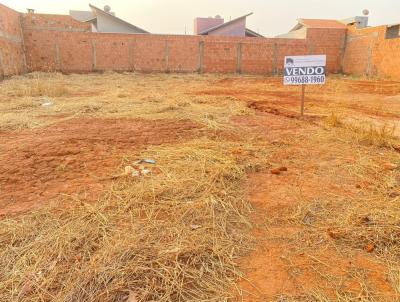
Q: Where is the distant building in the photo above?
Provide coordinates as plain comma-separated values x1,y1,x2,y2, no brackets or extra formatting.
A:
194,15,224,35
340,16,369,29
277,17,369,39
385,23,400,39
70,4,149,34
194,13,264,37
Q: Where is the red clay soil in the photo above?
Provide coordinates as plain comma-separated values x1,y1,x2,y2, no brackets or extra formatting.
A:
234,113,397,301
241,173,395,301
196,77,400,122
0,118,200,216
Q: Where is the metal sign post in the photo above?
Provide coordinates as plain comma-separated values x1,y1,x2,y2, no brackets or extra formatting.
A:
301,84,305,116
283,55,326,116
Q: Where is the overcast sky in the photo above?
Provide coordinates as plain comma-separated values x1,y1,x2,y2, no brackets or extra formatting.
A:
3,0,400,36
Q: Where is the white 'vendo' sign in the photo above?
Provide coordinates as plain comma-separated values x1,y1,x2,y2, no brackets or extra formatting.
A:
284,55,326,85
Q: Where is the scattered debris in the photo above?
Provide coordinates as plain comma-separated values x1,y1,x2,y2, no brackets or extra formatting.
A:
327,229,343,240
383,163,398,171
136,159,156,165
124,166,135,176
141,168,151,175
271,166,288,175
41,100,54,107
365,243,376,253
124,165,150,177
124,160,156,178
270,168,281,175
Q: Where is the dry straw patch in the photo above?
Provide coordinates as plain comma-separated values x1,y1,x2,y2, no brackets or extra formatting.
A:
288,167,400,301
4,72,69,98
0,73,69,130
285,121,400,300
253,116,400,301
325,113,398,149
0,73,254,131
0,138,269,302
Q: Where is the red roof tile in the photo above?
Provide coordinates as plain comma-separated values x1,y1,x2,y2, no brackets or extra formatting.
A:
299,19,347,29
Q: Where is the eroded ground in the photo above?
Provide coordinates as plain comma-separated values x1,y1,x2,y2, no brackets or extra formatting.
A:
0,72,399,301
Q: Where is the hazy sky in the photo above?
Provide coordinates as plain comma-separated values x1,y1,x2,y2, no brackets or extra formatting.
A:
3,0,400,36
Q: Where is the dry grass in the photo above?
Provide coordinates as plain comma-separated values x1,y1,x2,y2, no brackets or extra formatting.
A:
348,123,397,148
324,113,398,149
389,266,400,296
0,137,269,302
325,113,344,128
1,73,400,301
4,73,68,97
282,124,400,300
0,73,254,131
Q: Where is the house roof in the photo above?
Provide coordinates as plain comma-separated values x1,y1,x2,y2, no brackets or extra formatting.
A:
70,10,95,22
245,28,264,38
297,19,347,29
88,4,149,34
275,27,307,39
199,13,253,35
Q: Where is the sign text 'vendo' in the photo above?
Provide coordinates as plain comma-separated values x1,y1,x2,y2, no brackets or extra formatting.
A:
284,55,326,85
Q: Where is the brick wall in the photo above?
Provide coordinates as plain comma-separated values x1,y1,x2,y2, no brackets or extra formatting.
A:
20,13,346,75
21,13,92,72
0,4,26,77
343,25,400,79
2,4,400,80
376,33,400,79
307,28,347,74
15,4,400,79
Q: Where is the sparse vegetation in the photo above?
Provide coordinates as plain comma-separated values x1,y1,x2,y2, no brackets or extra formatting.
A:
325,113,398,149
4,73,68,97
0,73,399,301
348,122,397,148
325,112,344,128
0,73,255,131
0,139,269,302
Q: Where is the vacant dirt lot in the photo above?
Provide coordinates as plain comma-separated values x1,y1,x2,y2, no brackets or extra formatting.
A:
0,72,399,301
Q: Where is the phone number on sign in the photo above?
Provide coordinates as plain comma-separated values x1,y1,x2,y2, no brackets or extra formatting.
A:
284,75,325,85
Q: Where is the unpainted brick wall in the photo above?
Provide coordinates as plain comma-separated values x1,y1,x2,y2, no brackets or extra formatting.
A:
20,14,346,75
376,34,400,79
343,25,400,79
2,4,400,79
0,4,26,76
307,28,347,74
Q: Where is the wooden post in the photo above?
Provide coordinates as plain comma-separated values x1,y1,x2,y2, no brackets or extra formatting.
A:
300,85,305,116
